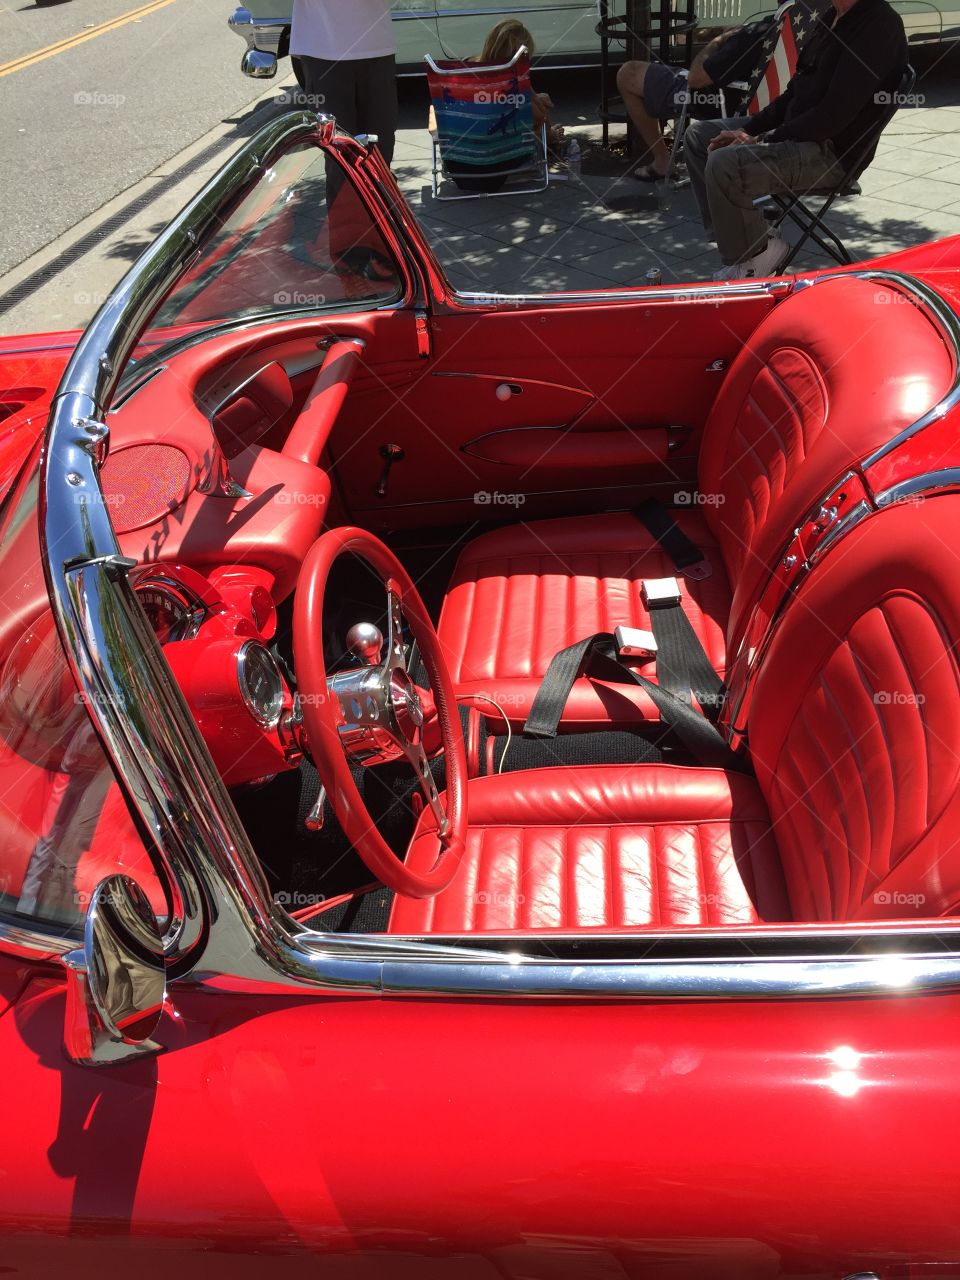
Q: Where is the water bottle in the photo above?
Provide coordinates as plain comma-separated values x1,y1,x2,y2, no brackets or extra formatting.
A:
566,138,581,178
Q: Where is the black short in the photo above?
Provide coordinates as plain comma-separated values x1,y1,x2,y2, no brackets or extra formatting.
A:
642,64,722,121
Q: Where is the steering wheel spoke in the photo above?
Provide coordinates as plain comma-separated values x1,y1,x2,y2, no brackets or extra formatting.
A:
407,743,449,837
385,585,407,674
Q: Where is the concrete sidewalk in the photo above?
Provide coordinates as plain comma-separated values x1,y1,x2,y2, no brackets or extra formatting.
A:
1,44,958,337
400,44,960,290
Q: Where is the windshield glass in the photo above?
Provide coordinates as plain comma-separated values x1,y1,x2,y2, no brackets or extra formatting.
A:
127,141,404,371
0,442,168,942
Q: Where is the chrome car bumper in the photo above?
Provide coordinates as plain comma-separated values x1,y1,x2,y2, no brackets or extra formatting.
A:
228,6,290,79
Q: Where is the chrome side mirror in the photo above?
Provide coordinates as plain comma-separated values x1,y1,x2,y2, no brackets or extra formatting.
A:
63,875,165,1067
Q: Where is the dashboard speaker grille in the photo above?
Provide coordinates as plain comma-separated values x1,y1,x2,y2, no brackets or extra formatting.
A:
101,443,192,533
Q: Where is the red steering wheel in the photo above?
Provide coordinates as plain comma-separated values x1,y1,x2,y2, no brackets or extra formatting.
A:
293,527,468,898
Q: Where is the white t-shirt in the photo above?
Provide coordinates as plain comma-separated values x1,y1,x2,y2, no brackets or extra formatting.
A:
290,0,395,61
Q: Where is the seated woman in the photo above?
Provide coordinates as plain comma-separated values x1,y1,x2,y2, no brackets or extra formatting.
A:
428,19,564,193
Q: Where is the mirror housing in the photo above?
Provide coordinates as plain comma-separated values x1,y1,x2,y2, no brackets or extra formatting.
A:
63,875,165,1067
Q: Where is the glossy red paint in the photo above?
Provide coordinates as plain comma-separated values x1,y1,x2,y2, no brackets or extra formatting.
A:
1,970,960,1274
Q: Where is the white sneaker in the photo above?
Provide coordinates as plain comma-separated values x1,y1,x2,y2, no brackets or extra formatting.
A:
713,235,790,282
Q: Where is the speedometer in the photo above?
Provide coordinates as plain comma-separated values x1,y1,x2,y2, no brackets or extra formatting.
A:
135,581,204,644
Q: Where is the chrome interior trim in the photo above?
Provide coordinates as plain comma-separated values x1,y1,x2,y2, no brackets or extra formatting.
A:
877,468,960,505
452,280,792,308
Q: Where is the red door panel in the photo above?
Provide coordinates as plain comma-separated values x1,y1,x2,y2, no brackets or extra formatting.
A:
329,291,779,530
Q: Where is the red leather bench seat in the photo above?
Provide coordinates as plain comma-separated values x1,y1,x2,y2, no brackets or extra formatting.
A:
438,277,954,730
390,764,788,933
392,495,960,932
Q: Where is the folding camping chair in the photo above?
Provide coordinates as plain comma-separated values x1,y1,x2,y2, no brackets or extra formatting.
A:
720,0,800,117
663,0,800,189
426,46,550,201
756,63,917,271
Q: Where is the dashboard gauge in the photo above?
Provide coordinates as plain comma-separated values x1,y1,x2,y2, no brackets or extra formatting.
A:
237,642,285,729
135,579,205,645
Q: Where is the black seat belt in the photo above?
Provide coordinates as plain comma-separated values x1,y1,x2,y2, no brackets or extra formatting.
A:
644,588,726,722
634,497,712,580
633,498,726,720
523,632,747,773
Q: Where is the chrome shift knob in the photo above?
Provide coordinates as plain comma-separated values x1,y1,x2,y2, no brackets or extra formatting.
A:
346,622,383,666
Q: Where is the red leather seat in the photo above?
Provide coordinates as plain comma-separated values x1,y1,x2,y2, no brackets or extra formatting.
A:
392,495,960,933
390,765,789,933
438,277,954,729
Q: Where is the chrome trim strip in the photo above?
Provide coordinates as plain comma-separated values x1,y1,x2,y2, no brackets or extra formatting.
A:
453,280,792,308
877,468,960,505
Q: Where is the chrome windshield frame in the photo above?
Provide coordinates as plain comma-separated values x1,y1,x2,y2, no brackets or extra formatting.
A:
28,109,960,999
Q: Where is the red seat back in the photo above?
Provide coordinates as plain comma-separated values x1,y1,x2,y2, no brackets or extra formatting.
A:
698,277,954,654
749,495,960,920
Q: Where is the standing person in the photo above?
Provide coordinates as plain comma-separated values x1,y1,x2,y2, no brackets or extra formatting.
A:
683,0,906,280
291,0,398,166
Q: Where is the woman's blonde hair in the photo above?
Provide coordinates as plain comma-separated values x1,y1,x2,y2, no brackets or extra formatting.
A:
478,19,535,64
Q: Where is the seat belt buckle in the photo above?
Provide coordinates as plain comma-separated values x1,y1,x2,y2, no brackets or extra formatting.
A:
642,576,682,609
615,625,658,658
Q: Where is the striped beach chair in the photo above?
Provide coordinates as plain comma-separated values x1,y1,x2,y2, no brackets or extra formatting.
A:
426,46,550,201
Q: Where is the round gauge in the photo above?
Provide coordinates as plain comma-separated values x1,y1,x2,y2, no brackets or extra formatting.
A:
237,642,284,729
135,583,200,645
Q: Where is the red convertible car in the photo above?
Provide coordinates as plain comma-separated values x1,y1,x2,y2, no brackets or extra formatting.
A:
2,111,960,1276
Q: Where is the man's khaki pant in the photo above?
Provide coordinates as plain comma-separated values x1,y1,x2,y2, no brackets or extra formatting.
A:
684,116,843,266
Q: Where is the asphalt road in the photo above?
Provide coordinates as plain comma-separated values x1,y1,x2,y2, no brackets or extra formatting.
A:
0,0,277,276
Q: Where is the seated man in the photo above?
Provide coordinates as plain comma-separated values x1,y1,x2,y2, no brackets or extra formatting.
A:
616,31,735,182
684,0,907,280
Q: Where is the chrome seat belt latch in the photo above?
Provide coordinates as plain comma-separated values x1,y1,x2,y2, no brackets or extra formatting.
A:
641,577,682,609
615,626,658,658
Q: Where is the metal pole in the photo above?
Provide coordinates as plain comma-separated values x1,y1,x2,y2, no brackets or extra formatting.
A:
626,0,652,160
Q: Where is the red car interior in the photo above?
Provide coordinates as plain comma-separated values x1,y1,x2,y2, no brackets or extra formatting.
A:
389,494,960,933
4,254,960,943
437,276,955,730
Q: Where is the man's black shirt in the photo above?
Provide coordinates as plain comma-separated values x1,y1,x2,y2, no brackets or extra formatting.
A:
744,0,907,168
